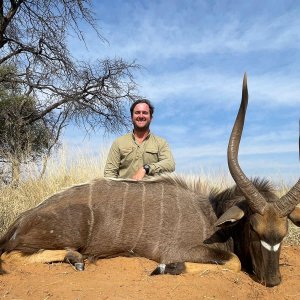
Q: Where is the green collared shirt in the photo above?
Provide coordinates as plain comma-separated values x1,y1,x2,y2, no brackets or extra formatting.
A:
104,132,175,178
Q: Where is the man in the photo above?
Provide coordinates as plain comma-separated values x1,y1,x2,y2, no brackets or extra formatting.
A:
104,99,175,180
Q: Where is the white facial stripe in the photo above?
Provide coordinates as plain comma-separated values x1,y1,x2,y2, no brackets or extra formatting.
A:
273,243,280,252
261,240,281,252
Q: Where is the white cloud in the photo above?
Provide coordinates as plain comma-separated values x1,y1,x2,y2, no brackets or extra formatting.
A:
92,5,300,62
138,69,300,107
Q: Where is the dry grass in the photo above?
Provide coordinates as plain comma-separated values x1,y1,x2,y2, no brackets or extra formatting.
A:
0,147,107,237
0,148,299,244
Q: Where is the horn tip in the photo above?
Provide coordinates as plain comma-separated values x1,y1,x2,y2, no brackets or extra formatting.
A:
243,73,247,86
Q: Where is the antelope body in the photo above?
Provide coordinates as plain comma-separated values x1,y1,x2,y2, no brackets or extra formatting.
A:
0,74,299,287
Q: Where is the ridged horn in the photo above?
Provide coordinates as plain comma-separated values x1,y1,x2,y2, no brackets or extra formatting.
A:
274,179,300,216
227,73,267,215
274,125,300,216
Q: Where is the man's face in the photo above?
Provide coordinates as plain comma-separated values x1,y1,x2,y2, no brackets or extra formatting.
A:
132,103,152,130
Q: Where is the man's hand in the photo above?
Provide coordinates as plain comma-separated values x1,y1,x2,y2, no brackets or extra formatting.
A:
132,167,146,180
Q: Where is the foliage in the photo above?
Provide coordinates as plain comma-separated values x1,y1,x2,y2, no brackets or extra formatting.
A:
0,0,140,132
0,65,58,183
0,0,142,182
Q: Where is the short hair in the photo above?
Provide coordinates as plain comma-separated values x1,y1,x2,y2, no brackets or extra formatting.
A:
130,99,154,117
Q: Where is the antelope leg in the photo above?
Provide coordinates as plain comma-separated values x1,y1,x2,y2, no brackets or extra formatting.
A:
64,250,85,271
1,249,68,264
1,249,85,271
151,247,241,275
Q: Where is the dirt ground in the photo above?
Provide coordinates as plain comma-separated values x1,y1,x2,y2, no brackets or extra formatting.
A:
0,245,300,300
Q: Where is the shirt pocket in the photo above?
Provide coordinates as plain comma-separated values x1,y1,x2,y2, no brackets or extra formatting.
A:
144,147,159,164
119,147,134,167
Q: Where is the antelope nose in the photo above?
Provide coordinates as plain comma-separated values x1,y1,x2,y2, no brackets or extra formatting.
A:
265,274,281,287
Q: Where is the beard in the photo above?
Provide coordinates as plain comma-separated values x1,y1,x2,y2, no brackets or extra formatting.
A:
133,123,150,132
132,118,151,131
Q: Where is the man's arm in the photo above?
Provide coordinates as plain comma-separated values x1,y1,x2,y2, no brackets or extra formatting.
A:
104,141,121,178
148,140,175,175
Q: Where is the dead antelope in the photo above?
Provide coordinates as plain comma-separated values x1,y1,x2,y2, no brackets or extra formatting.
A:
0,74,299,287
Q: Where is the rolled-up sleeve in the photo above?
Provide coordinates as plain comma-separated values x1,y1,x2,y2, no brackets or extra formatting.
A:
104,141,120,178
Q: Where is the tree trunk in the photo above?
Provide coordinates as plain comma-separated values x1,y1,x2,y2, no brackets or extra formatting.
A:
11,159,21,186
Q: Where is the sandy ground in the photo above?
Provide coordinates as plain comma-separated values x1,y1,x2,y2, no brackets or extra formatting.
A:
0,245,300,300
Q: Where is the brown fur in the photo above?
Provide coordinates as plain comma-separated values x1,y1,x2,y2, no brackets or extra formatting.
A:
0,174,290,286
0,74,299,287
0,176,217,264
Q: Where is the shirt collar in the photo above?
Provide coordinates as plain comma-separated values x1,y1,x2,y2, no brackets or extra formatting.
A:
131,130,151,142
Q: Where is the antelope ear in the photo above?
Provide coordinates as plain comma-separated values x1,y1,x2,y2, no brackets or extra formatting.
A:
215,205,245,227
288,207,300,227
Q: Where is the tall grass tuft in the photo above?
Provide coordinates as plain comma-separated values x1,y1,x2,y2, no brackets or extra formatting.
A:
0,147,299,244
0,146,107,237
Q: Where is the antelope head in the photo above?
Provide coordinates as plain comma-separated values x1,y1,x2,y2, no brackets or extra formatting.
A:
225,74,300,287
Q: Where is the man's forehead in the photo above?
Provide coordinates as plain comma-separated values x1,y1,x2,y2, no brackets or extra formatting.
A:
134,103,150,111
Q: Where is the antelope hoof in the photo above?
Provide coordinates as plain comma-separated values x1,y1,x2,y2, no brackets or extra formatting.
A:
151,262,185,276
74,262,85,271
64,250,84,271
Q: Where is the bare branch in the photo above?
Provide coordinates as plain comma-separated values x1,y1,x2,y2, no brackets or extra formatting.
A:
0,0,143,183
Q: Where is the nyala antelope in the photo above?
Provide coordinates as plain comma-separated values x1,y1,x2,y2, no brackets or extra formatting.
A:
1,74,299,287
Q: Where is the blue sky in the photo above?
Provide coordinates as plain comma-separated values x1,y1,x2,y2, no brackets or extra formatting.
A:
64,0,299,183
